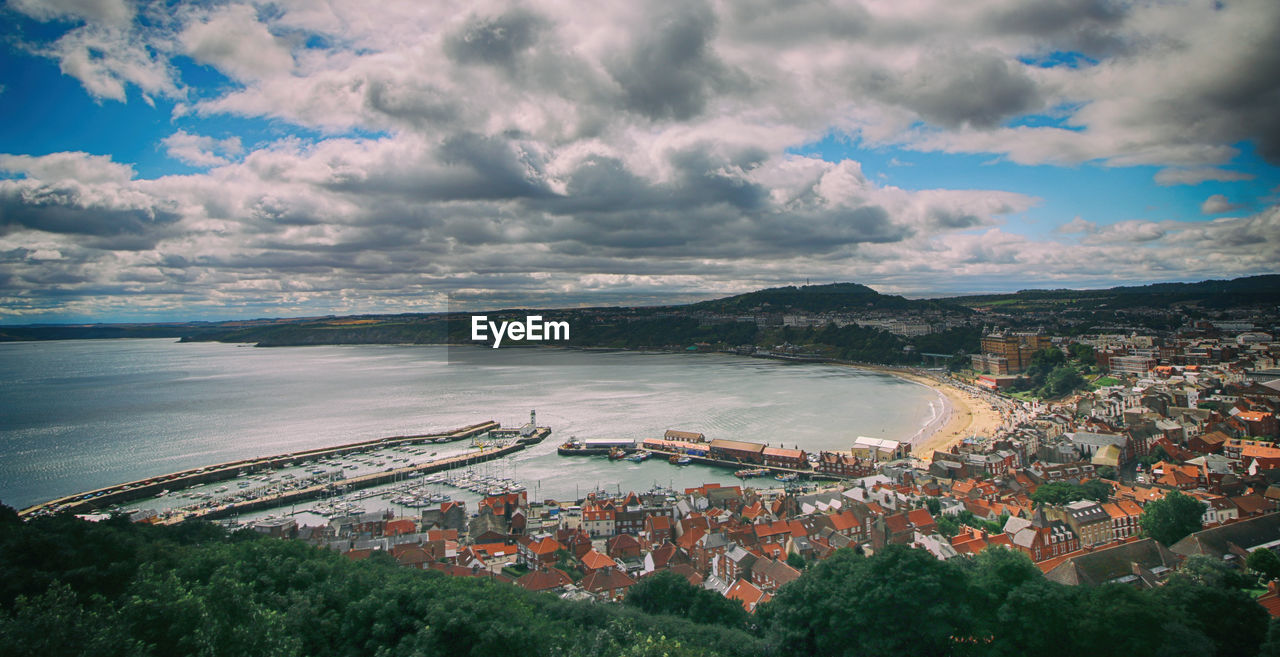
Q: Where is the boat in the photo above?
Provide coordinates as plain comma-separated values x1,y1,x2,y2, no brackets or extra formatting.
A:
625,451,651,462
775,473,798,482
735,468,768,478
670,455,692,465
607,446,628,460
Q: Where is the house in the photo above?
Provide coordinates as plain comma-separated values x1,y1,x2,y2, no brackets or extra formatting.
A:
581,500,616,537
516,567,574,593
606,533,643,560
762,446,807,469
1189,430,1231,455
751,556,802,593
581,568,636,601
1170,513,1280,566
1046,500,1112,547
1004,509,1081,562
1257,581,1280,618
580,549,619,573
1043,539,1180,588
725,578,769,612
517,535,564,569
642,514,673,545
1101,500,1143,540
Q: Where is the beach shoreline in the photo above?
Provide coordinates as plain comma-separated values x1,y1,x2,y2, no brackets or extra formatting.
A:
837,363,1007,459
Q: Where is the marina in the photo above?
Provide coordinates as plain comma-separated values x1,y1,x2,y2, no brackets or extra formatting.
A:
20,413,549,522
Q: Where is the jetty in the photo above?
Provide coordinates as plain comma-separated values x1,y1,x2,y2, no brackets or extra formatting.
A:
20,420,550,520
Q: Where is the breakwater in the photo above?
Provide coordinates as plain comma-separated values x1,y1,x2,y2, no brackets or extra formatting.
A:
18,421,539,519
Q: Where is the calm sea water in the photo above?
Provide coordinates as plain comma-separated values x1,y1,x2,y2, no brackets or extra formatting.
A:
0,340,941,509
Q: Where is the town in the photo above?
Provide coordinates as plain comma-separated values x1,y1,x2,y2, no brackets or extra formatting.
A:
222,309,1280,618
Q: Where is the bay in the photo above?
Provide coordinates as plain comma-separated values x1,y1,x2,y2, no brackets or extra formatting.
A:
0,339,942,510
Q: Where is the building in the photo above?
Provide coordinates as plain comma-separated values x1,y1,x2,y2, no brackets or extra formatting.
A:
974,330,1052,374
762,446,807,469
708,439,767,463
1110,355,1157,377
1047,500,1112,547
1043,539,1179,588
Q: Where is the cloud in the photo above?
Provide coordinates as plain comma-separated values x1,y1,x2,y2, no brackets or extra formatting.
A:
0,152,135,183
180,4,294,83
2,0,1279,319
1201,193,1242,215
1154,167,1257,186
162,131,244,167
9,0,133,26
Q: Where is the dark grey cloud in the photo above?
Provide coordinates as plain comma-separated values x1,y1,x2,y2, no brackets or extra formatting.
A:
364,78,461,129
877,50,1043,129
607,1,746,121
0,182,180,245
443,9,547,72
987,0,1127,55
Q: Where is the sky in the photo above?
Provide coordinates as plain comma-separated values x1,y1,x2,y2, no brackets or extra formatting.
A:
1,0,1278,323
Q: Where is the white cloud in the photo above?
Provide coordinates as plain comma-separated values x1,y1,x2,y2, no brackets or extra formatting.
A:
179,4,294,83
1201,194,1242,215
162,131,244,167
0,151,135,183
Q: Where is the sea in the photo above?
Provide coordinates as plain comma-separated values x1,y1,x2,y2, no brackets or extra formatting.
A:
0,339,943,512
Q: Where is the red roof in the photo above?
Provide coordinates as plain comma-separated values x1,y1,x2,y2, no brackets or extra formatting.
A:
726,578,766,611
580,549,618,571
581,568,636,593
907,508,935,528
526,536,564,556
516,568,573,592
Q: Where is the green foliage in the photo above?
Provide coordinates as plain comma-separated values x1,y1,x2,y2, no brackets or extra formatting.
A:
924,497,942,515
1044,365,1085,397
0,509,766,657
1248,549,1280,582
624,571,748,630
1068,343,1096,365
1095,466,1118,480
1030,480,1110,505
785,552,807,571
3,505,1273,657
759,546,976,657
1140,491,1206,546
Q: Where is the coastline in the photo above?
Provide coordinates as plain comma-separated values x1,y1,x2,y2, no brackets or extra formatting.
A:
840,363,1006,459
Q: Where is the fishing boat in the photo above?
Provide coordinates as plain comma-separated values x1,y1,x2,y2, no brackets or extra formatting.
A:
671,455,692,465
735,467,768,478
775,473,798,482
607,446,628,460
626,451,651,463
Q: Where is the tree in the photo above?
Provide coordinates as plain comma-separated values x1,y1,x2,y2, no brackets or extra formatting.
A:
1140,490,1205,546
1080,479,1113,503
1068,342,1096,365
786,552,807,571
624,571,748,630
1249,548,1280,582
761,546,976,657
1031,482,1088,506
1095,465,1118,480
923,497,941,515
1045,365,1084,397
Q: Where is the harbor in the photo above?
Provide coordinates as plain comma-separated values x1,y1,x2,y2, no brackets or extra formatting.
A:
19,412,550,521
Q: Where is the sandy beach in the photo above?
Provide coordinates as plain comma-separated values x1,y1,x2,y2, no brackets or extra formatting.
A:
842,364,1007,459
